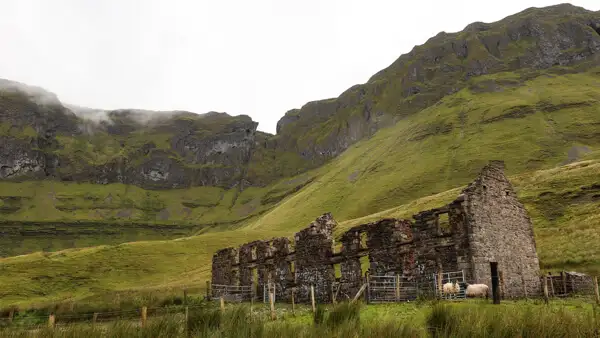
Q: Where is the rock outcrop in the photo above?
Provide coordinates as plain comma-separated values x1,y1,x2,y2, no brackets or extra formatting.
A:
2,4,600,189
274,4,600,167
0,80,259,189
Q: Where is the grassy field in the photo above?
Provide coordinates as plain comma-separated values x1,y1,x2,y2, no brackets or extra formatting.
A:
0,172,315,256
1,157,599,309
1,299,598,337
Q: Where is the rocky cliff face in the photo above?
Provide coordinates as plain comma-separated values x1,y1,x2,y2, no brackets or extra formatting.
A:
0,80,259,189
2,4,600,190
275,4,600,166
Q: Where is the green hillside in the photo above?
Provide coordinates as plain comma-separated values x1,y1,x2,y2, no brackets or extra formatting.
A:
2,3,600,309
1,157,599,308
248,69,600,232
2,69,600,307
273,4,600,167
0,172,314,256
4,68,599,256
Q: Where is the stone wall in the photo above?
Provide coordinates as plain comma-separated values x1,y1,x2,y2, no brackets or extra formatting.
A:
365,219,413,276
210,160,543,302
411,201,472,282
256,241,273,301
463,161,542,296
272,237,293,301
294,213,337,303
339,229,363,299
238,241,259,300
211,247,237,289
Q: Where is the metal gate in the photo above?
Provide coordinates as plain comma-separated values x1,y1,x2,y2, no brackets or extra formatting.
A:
368,275,419,303
263,283,277,303
367,270,467,303
433,270,466,300
211,284,253,302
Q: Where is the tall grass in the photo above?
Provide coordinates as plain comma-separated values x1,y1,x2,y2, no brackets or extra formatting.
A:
0,302,420,338
426,303,599,337
2,302,596,337
323,302,360,328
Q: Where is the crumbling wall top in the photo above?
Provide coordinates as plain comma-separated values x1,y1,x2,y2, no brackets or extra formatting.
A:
460,160,510,196
294,212,337,241
213,247,237,258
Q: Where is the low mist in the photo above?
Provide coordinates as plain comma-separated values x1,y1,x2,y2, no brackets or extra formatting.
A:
0,78,207,133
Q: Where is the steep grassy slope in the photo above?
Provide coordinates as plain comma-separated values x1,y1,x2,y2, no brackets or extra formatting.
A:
248,69,600,232
1,158,599,308
2,69,600,258
274,4,600,167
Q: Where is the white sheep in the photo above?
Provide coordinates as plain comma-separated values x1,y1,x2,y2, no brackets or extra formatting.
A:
465,283,489,299
442,281,461,299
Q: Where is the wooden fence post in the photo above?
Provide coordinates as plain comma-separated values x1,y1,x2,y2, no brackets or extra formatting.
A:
250,287,254,312
561,271,567,295
543,276,549,304
184,306,189,333
48,314,55,329
331,284,336,305
183,288,188,305
548,273,555,297
352,284,368,304
311,285,316,313
8,309,13,323
593,276,600,305
291,288,296,314
92,312,98,327
437,271,443,298
141,306,147,327
269,290,276,320
220,297,225,312
395,274,401,301
366,273,371,304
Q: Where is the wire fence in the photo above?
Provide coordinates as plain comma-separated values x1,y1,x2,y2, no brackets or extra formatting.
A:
545,272,597,297
1,272,598,331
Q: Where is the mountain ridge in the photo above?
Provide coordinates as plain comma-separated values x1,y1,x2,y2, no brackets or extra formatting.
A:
2,4,600,190
2,3,600,260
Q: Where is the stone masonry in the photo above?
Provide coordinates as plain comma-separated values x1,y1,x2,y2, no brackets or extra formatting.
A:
293,213,337,303
210,160,543,302
211,247,237,296
271,237,293,301
461,160,541,296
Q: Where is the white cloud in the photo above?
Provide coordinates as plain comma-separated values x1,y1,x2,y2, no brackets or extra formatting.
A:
0,78,61,106
0,0,598,134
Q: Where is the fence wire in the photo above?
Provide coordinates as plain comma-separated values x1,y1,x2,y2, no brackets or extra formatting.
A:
1,273,598,331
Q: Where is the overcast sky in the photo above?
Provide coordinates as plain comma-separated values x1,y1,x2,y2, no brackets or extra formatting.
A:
1,1,599,134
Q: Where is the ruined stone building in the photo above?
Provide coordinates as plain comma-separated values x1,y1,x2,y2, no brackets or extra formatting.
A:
211,160,542,302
